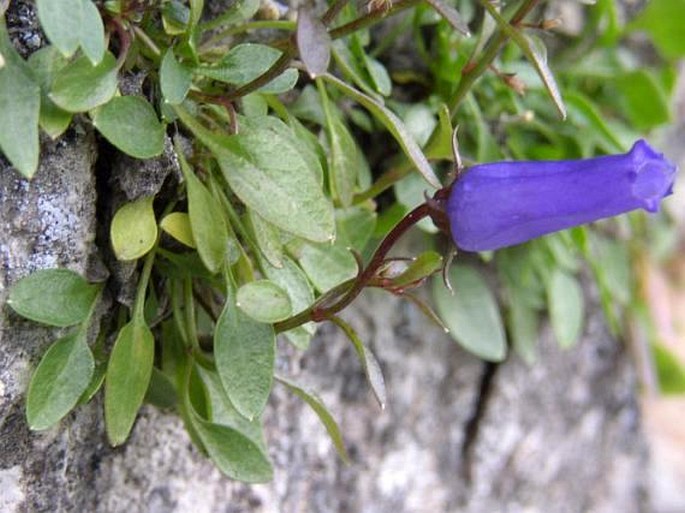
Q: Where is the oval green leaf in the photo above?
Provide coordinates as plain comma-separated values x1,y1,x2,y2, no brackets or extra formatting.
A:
92,96,165,158
432,265,507,362
50,52,118,113
297,7,331,78
37,0,82,57
110,196,158,261
236,280,292,323
160,211,196,248
8,269,99,327
79,0,106,65
105,319,155,446
547,269,584,349
26,332,95,430
215,297,275,420
0,25,40,178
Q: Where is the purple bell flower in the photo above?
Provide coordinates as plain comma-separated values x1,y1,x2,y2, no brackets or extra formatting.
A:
447,140,677,252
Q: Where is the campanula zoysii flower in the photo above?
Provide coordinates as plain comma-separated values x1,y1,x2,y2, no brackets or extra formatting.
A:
447,140,677,252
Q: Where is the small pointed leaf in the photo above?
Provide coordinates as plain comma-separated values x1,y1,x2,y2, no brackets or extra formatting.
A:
276,375,350,463
161,50,192,104
160,212,196,248
547,269,584,349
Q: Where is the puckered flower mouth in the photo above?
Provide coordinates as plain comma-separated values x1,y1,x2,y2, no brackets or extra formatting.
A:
447,139,677,252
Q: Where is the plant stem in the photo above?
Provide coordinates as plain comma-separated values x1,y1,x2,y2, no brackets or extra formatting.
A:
322,0,351,26
274,202,430,332
328,0,422,40
448,0,539,119
133,244,157,321
224,47,296,100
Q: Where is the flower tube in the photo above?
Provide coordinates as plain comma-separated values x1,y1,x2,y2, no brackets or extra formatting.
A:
447,140,677,252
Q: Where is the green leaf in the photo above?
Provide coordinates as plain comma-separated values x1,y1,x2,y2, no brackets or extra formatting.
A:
615,70,671,130
547,269,584,349
424,104,453,160
299,243,357,293
276,375,350,463
297,7,331,78
195,44,298,94
630,0,685,59
332,317,387,409
92,96,165,158
432,265,507,361
191,415,273,482
105,319,155,446
215,296,275,420
36,0,82,58
318,81,359,207
160,212,196,248
197,367,266,443
79,0,106,65
27,45,73,139
144,367,178,409
26,331,94,430
390,251,443,288
653,342,685,394
175,108,335,243
236,280,292,323
110,196,158,261
161,50,192,105
590,234,631,305
8,269,99,327
248,210,283,268
176,144,229,273
50,52,118,112
0,24,40,178
322,73,441,189
263,256,316,349
161,0,190,35
335,207,377,253
363,55,391,96
507,295,538,365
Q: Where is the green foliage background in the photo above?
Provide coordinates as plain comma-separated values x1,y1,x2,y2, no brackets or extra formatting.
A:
2,0,684,481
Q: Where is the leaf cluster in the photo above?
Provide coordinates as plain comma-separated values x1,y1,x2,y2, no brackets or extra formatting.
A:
3,0,684,482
